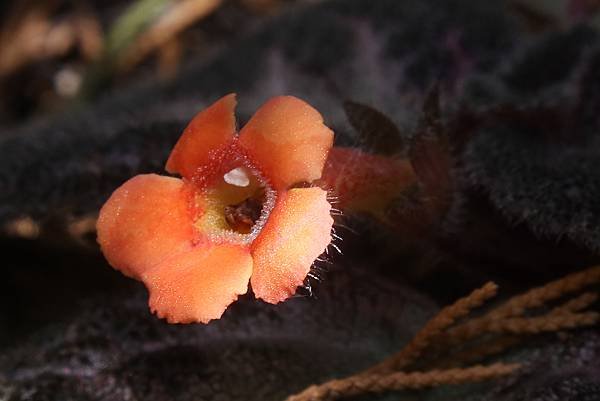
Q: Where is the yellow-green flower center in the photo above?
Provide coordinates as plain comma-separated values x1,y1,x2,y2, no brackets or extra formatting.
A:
194,165,276,244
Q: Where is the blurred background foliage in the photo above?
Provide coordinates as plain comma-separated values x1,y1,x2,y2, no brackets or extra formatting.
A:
0,0,311,128
0,0,598,130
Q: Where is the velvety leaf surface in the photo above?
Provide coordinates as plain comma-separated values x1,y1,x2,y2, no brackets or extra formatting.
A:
1,0,600,400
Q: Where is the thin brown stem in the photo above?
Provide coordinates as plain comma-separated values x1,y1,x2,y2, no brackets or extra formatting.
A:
286,363,520,401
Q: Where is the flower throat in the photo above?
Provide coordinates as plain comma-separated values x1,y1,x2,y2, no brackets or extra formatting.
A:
194,164,276,244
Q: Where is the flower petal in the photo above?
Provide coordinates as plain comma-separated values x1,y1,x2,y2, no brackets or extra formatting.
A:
143,244,253,324
166,94,237,178
250,187,333,303
239,96,334,189
97,174,195,280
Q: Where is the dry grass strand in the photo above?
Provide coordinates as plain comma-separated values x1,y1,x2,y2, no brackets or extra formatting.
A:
445,266,600,343
485,312,599,334
287,266,599,401
286,363,520,401
362,281,498,374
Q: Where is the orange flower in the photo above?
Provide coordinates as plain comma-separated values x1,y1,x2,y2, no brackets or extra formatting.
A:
97,94,334,323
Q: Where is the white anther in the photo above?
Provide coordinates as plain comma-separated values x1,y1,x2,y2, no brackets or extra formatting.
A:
224,167,250,187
